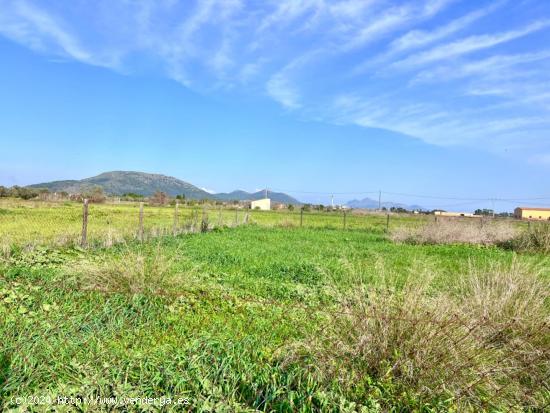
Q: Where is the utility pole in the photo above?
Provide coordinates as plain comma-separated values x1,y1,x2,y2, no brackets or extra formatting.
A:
378,190,382,211
265,187,268,199
331,195,334,209
491,198,495,218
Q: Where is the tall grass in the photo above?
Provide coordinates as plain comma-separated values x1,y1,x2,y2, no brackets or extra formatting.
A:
74,244,186,294
504,222,550,254
390,218,519,246
283,260,550,411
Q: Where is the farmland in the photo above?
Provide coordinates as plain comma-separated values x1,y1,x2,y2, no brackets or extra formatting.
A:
0,200,549,411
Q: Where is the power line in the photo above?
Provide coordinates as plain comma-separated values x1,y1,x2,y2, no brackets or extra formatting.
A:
270,187,550,202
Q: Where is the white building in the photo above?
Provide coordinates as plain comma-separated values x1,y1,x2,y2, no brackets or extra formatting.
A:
251,198,271,210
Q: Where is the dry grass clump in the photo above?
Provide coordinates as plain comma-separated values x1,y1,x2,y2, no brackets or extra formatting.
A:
76,245,182,295
283,261,550,411
277,219,297,228
391,218,518,246
505,223,550,254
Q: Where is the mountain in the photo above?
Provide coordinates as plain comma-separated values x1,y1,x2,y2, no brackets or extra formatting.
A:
28,171,301,203
215,190,301,205
29,171,214,199
346,197,424,211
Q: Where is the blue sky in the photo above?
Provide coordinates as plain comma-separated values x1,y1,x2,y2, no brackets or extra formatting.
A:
0,0,549,210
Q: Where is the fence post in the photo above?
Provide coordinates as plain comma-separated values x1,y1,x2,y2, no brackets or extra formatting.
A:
173,201,179,235
300,209,303,227
386,213,390,233
201,206,208,233
139,202,144,241
343,210,347,230
235,208,238,226
81,199,89,248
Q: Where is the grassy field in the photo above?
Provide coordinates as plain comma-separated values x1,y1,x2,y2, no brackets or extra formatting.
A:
0,201,548,411
0,199,426,249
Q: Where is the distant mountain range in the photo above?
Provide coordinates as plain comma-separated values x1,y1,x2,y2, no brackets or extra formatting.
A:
28,171,301,204
215,190,299,205
346,197,424,211
27,171,425,209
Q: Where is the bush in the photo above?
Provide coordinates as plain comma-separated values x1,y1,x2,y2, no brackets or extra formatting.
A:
391,218,517,246
502,222,550,254
82,186,106,203
149,191,169,206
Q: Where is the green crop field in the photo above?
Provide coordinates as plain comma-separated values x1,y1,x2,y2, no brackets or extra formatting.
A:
0,199,426,249
0,200,548,411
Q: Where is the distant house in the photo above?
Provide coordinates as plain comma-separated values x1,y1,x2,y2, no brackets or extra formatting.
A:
434,211,481,218
251,198,271,211
514,207,550,221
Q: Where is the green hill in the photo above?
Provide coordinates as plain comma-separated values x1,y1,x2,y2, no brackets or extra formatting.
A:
28,171,301,203
29,171,214,199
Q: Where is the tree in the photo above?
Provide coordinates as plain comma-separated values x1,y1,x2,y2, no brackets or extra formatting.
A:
287,204,295,211
9,186,38,200
149,191,169,206
0,186,7,197
83,186,106,203
474,209,494,216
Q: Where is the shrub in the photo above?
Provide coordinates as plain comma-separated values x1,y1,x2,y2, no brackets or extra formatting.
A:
149,191,169,206
82,186,106,203
503,223,550,254
391,218,517,246
282,260,550,411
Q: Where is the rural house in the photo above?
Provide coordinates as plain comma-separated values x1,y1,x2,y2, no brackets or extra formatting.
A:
514,207,550,220
434,211,481,218
251,198,271,210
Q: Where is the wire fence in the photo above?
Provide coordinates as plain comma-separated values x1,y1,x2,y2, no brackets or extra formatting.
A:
0,199,548,410
0,198,539,252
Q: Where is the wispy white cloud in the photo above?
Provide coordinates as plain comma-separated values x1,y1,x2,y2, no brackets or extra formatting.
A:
394,19,550,68
0,0,115,67
266,72,301,109
410,50,550,87
390,1,504,53
0,0,549,157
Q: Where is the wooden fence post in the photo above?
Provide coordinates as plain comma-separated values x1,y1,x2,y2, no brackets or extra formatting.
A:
139,202,144,241
173,201,179,235
201,206,208,233
343,210,347,230
386,213,390,233
235,208,238,226
81,199,89,248
300,209,303,227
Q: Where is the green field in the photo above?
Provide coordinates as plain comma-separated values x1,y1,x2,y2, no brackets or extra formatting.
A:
0,201,548,411
0,199,426,249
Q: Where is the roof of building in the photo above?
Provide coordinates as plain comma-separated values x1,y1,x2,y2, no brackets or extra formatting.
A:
516,207,550,211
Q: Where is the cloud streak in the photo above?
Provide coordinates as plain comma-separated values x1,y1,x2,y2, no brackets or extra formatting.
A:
0,0,549,157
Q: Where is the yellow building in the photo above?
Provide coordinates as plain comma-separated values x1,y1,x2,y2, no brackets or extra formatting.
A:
251,198,271,211
514,207,550,221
